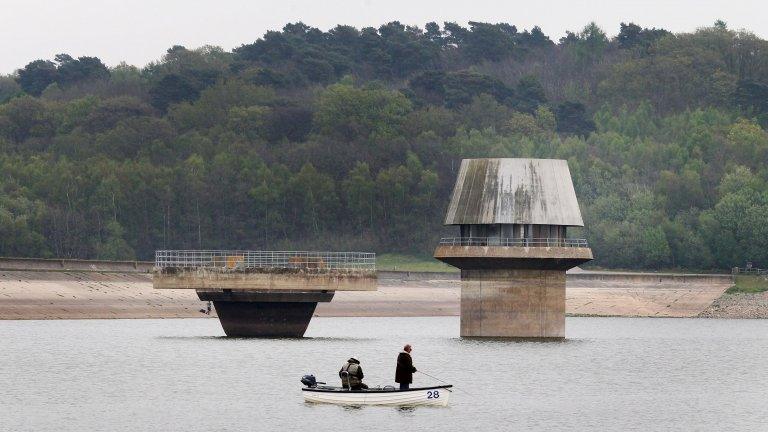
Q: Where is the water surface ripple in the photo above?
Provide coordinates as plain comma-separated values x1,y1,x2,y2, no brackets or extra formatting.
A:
3,317,767,431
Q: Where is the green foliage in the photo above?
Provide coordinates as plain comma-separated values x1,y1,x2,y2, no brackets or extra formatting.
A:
597,26,768,112
149,74,201,111
376,253,457,272
555,101,595,136
458,22,519,62
146,46,229,111
567,22,610,67
16,55,110,96
168,80,275,132
16,60,58,96
287,163,339,235
408,70,515,108
515,76,547,113
617,22,670,51
0,76,22,103
0,96,55,144
0,187,48,257
54,54,110,86
726,275,768,294
314,82,412,140
94,220,135,260
734,80,768,126
343,162,375,235
234,21,438,81
2,20,768,270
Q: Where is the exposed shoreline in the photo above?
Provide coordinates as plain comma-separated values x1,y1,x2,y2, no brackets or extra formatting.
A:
697,292,768,319
0,265,754,320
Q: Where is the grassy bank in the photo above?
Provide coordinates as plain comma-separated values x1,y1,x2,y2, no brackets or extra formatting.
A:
376,254,457,272
726,275,768,294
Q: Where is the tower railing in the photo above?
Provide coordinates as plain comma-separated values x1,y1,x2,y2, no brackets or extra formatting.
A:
439,237,589,248
155,250,376,271
732,266,768,276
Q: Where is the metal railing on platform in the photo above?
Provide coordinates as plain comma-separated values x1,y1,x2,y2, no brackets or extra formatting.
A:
439,237,589,248
155,250,376,271
732,267,768,276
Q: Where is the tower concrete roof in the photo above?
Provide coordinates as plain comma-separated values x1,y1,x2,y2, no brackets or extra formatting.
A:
444,158,584,226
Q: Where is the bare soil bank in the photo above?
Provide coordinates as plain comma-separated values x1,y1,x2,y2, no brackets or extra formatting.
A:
320,271,735,318
0,268,744,319
0,270,200,319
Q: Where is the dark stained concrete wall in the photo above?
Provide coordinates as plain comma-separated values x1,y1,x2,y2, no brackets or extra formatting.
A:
460,269,565,338
444,159,584,226
434,245,592,270
154,268,376,291
0,257,152,272
197,290,334,337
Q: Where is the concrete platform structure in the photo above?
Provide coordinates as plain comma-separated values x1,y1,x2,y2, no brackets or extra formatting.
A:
153,250,376,337
435,158,593,338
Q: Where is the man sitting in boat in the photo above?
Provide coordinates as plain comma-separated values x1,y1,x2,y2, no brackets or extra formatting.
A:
395,344,417,390
339,358,368,390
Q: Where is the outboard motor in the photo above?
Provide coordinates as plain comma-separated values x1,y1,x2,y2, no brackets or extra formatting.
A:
301,374,318,388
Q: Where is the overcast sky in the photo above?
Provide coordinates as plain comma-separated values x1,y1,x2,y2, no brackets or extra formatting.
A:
1,0,765,74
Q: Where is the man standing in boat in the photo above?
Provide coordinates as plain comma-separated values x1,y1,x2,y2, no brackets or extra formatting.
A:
339,357,368,390
395,344,417,390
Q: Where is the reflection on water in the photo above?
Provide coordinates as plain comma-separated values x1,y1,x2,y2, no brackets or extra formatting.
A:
3,316,768,431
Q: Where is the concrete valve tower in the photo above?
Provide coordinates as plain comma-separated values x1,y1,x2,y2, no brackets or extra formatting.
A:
434,158,593,338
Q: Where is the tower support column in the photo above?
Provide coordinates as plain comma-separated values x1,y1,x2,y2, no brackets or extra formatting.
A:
196,290,334,337
460,269,565,338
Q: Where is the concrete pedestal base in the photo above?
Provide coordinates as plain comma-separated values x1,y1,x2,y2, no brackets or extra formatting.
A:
196,290,334,337
460,269,565,338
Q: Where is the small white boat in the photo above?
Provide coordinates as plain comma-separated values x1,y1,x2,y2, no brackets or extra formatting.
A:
300,374,453,407
302,384,452,407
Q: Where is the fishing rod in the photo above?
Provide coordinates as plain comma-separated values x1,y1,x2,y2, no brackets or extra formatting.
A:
417,371,474,395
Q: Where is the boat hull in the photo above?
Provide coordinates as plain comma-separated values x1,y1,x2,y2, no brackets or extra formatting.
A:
302,385,452,406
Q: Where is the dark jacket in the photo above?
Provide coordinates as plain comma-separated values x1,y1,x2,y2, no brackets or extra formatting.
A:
395,351,416,384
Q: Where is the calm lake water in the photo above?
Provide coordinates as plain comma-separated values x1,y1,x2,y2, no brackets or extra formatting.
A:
3,316,768,431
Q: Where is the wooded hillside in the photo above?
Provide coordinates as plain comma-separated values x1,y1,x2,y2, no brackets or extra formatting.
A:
1,20,768,270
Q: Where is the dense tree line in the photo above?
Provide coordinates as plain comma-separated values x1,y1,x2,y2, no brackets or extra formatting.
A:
2,20,768,270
